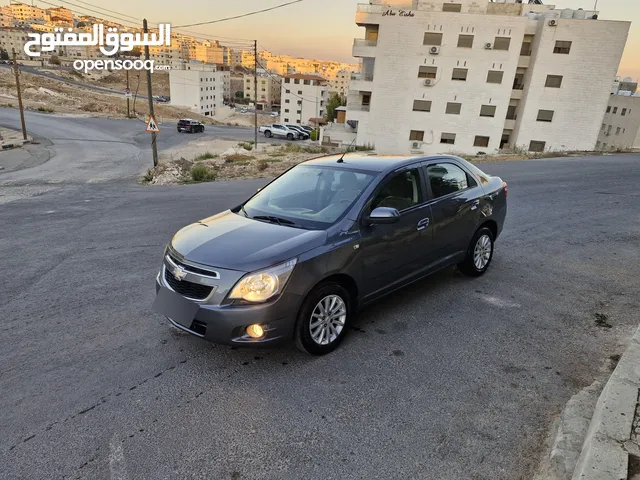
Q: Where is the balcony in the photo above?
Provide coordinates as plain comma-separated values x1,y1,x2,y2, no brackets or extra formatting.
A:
350,72,374,91
504,119,516,130
518,55,531,68
347,104,370,112
356,3,384,25
353,38,377,58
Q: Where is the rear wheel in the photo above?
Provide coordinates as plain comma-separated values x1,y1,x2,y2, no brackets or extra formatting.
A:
295,283,351,355
264,130,272,138
458,227,494,277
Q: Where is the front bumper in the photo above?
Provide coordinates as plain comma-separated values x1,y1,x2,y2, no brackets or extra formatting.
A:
155,275,302,347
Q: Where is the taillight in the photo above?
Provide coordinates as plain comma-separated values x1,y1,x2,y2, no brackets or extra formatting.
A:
502,182,508,198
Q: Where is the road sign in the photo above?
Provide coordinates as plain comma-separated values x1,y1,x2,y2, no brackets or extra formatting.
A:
124,88,131,98
146,115,160,133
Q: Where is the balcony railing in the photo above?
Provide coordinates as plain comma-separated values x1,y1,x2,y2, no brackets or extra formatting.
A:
348,104,371,112
351,73,374,81
354,39,378,47
512,84,525,90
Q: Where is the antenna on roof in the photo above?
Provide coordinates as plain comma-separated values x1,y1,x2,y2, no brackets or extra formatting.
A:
337,138,357,163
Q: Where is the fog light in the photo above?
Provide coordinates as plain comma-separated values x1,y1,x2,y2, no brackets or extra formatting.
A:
246,324,264,338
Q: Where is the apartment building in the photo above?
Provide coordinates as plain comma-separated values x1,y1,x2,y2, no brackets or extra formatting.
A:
280,73,328,125
0,6,13,28
7,3,47,23
328,69,352,97
243,74,281,110
346,0,630,155
47,7,72,26
0,27,57,59
194,41,227,65
597,93,640,151
148,45,183,66
228,49,242,68
169,64,229,116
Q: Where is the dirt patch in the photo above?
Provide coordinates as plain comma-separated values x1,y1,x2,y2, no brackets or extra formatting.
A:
143,137,332,185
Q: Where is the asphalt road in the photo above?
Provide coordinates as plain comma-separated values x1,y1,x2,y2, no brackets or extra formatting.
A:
1,115,639,479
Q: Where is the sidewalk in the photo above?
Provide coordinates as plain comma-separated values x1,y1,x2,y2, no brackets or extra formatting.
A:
571,325,640,480
0,126,31,151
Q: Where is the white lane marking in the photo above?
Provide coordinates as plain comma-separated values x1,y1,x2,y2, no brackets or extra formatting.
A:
478,295,521,308
109,434,129,480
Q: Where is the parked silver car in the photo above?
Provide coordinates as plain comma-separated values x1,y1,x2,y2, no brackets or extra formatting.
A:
258,124,300,140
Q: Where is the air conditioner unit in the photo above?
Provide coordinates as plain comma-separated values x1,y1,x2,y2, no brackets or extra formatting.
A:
424,79,434,86
484,42,493,50
548,19,557,26
411,141,422,149
429,46,440,55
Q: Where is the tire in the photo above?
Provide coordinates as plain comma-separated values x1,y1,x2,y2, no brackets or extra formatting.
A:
264,130,272,138
200,126,205,132
295,282,351,355
177,128,181,133
458,227,495,277
286,133,294,141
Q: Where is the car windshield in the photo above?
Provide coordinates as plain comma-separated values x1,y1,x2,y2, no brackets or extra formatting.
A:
242,165,375,229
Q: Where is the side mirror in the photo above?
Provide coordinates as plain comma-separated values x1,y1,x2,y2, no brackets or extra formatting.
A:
366,207,400,225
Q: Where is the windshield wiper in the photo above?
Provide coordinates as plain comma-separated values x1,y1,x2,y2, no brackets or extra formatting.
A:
239,204,249,218
252,215,297,226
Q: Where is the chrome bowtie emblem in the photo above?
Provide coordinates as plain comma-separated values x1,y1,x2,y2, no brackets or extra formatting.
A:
174,265,187,281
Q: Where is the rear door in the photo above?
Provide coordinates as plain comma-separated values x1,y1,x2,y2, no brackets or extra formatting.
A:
360,166,434,299
422,161,484,261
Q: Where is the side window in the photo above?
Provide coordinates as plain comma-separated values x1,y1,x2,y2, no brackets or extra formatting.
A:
427,163,476,198
371,169,422,212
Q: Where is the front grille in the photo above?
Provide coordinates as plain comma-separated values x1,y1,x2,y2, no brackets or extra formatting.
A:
164,268,214,300
167,253,218,277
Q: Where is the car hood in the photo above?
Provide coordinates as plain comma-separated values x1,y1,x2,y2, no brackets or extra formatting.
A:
170,210,327,272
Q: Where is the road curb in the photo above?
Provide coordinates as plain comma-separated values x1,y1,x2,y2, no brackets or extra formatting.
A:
572,325,640,480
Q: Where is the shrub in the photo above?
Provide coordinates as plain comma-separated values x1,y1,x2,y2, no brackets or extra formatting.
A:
142,168,154,183
257,161,268,172
190,163,216,182
237,142,253,151
268,152,286,158
355,143,375,151
310,129,318,141
224,154,253,163
37,106,54,113
194,151,218,161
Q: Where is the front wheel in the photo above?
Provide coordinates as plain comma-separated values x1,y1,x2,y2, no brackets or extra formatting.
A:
295,283,351,355
286,133,294,140
458,227,494,277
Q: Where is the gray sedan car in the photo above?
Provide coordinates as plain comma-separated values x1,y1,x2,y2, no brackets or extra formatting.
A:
153,154,507,355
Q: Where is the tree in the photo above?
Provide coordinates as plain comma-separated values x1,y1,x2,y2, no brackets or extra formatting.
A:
325,93,346,122
235,91,244,99
48,55,61,66
0,48,9,61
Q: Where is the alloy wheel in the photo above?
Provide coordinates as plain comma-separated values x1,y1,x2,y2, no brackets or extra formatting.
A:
473,234,492,270
309,294,346,345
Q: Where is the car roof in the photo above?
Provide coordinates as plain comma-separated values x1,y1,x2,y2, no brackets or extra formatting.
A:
302,153,468,173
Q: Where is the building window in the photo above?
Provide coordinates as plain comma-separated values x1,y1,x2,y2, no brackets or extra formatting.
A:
284,118,289,122
303,80,310,85
409,130,425,141
413,100,432,112
296,119,301,124
285,109,289,113
457,34,473,48
297,110,301,114
493,37,511,50
284,78,290,83
442,3,462,12
423,32,443,46
506,105,517,120
286,89,290,94
616,127,621,135
285,99,290,103
601,123,606,131
480,105,496,117
606,106,611,113
612,107,618,114
621,108,627,116
553,41,572,54
486,70,503,84
445,102,461,115
596,141,601,148
418,66,437,79
297,100,302,105
545,75,563,88
537,109,554,122
529,140,546,152
607,125,612,134
474,136,490,147
298,91,302,95
294,79,300,84
440,132,456,144
451,68,468,81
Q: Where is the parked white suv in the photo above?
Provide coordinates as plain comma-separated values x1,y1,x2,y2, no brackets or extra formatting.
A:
258,124,300,140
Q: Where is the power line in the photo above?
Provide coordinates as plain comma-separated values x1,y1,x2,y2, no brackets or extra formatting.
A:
173,0,305,28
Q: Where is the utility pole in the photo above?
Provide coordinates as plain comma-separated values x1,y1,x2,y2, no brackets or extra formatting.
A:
126,69,130,118
143,19,158,167
11,48,27,141
253,40,258,148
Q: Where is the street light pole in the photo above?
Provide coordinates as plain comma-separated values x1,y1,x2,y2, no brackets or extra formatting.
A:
11,48,27,141
143,19,158,167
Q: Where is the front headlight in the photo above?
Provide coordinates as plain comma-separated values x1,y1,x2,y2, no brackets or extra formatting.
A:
228,258,297,303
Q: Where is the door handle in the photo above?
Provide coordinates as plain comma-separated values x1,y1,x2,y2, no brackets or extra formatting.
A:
417,218,430,231
470,200,480,211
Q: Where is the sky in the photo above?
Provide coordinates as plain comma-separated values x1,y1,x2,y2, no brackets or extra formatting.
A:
29,0,640,79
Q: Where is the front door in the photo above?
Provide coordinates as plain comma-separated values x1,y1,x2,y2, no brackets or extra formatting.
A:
423,161,483,261
360,167,433,300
